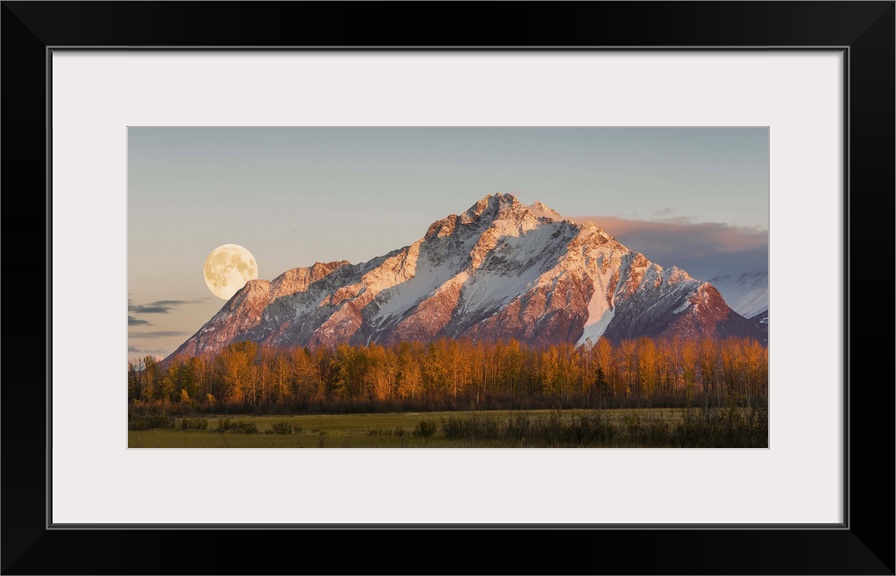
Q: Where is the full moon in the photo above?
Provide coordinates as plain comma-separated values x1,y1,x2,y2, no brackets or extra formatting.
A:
203,244,259,300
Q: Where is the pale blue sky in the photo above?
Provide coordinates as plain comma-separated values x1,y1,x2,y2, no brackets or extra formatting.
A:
128,127,768,359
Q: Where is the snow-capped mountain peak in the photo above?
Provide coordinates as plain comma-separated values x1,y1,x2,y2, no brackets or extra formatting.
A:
527,200,565,222
167,194,767,361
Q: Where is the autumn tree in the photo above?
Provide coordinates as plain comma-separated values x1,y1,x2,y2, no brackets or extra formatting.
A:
636,337,658,406
365,344,399,401
396,341,424,401
217,341,259,405
617,340,638,405
680,339,699,405
139,355,159,402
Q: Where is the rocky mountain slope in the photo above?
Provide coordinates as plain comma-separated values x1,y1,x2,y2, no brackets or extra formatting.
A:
708,272,769,325
168,194,766,361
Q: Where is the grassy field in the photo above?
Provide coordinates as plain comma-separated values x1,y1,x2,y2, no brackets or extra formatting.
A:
128,407,767,448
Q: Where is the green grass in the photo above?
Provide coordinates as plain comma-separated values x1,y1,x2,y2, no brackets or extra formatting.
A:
128,407,767,448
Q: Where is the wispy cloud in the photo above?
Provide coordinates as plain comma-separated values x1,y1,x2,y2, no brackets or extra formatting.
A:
128,299,204,315
128,298,208,328
129,330,191,339
128,345,169,357
569,215,768,280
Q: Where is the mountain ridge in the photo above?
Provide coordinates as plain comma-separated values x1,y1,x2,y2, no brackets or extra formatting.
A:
708,272,769,325
167,193,766,362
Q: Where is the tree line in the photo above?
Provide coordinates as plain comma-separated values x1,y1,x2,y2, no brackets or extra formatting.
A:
128,337,767,414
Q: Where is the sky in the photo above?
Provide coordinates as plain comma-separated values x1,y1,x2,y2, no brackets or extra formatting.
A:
128,127,768,361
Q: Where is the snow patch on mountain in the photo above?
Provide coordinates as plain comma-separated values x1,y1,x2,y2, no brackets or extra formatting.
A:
578,308,615,346
371,250,458,325
709,272,768,319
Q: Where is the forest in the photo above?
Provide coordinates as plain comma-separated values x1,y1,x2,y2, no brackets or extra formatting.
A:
128,336,768,415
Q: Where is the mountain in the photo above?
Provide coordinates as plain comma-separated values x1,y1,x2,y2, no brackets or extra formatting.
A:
708,272,768,325
168,194,766,361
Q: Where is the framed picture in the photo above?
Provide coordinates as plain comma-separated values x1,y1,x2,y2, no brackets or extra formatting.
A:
4,2,892,574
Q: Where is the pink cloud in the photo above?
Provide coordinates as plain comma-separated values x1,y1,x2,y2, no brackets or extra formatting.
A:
569,216,766,256
567,215,768,279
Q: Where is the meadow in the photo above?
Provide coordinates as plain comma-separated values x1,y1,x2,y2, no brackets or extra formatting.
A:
128,406,767,448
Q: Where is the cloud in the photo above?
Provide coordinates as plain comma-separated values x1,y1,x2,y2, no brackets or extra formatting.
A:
568,215,768,280
128,299,203,315
128,345,169,357
128,330,191,339
128,298,208,328
660,246,768,281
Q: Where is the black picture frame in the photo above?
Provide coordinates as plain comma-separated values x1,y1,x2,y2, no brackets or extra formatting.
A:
2,2,892,574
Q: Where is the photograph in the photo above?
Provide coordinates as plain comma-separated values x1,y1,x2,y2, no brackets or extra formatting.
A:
128,127,769,448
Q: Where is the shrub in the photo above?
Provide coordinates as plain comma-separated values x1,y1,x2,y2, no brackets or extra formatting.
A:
441,416,464,439
505,413,531,442
440,415,500,441
267,421,294,435
215,418,258,434
413,419,436,437
179,417,209,431
128,414,175,431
